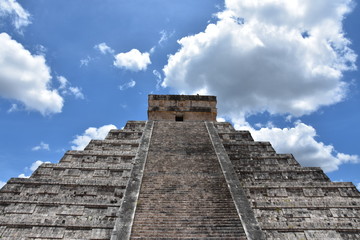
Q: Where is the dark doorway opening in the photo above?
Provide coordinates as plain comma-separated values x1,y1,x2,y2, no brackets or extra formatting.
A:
175,116,184,121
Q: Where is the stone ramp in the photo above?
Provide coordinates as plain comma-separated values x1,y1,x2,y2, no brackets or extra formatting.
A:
130,121,246,239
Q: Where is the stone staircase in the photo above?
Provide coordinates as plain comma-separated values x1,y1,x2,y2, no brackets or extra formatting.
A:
130,121,247,239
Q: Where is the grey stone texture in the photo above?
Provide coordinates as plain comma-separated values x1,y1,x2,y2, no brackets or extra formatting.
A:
214,121,360,240
0,121,146,239
0,95,359,239
130,121,247,239
148,94,217,121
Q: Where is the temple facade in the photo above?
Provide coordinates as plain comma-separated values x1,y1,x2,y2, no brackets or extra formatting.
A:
0,95,359,239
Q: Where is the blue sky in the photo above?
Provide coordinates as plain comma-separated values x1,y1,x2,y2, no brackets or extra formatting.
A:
0,0,359,189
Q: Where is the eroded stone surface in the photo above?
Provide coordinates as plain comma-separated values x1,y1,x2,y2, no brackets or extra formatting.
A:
0,121,146,239
214,121,360,240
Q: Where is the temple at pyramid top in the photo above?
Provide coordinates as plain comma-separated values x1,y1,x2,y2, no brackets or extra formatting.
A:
148,94,217,121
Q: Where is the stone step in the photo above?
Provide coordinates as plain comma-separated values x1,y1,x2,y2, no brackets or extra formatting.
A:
63,150,136,157
131,238,246,240
0,227,112,240
6,177,128,187
130,121,246,239
252,199,360,208
0,215,115,229
0,198,121,208
243,181,356,188
40,162,134,170
260,221,360,231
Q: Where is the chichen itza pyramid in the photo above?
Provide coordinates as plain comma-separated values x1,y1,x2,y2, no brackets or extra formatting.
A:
0,95,359,239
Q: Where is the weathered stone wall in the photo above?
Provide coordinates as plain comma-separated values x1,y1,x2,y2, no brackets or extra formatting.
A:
0,121,146,239
214,122,360,240
148,94,217,121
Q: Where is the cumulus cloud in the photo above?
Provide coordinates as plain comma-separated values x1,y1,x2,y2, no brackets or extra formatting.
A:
0,33,63,115
248,121,359,172
216,117,226,122
114,49,151,71
163,0,356,118
0,181,5,189
0,0,31,30
56,76,84,99
32,142,50,151
357,183,360,191
71,124,117,150
18,173,29,178
18,160,50,178
94,42,114,55
119,79,136,91
29,160,48,171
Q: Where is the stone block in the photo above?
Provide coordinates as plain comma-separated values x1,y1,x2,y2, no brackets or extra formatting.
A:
339,187,360,197
28,227,65,239
305,230,342,239
5,203,35,214
93,169,110,177
1,227,32,238
63,168,81,176
330,208,359,218
64,229,91,239
265,231,307,240
303,188,324,197
267,188,288,197
57,205,84,216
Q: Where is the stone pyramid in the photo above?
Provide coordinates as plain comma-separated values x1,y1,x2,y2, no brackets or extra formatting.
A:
0,95,359,239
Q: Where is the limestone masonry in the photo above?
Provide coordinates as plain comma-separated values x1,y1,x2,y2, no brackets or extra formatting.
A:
0,94,359,239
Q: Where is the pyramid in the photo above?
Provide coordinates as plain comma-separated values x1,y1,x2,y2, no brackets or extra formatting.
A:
0,95,359,239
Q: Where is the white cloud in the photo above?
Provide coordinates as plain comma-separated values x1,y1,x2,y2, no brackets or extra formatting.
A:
149,46,156,54
32,142,50,151
357,183,360,191
56,75,84,99
162,0,356,118
248,121,359,172
161,0,359,175
119,79,136,91
57,75,68,90
152,70,162,90
0,33,63,115
17,160,50,178
0,0,31,30
80,56,92,67
35,45,47,55
69,87,84,99
7,103,18,113
114,49,151,71
94,42,114,55
0,181,5,189
29,160,48,172
216,117,226,122
71,124,117,150
158,30,175,46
